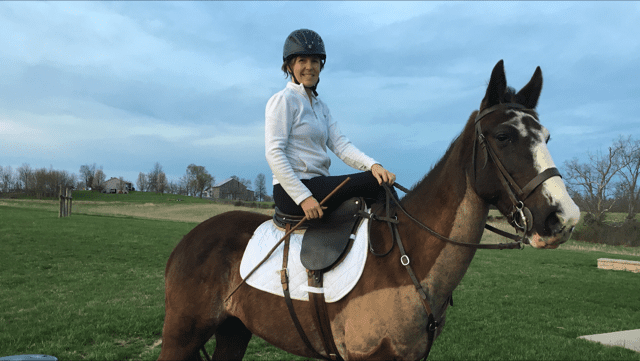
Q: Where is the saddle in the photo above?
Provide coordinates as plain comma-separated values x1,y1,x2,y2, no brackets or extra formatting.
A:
273,197,366,271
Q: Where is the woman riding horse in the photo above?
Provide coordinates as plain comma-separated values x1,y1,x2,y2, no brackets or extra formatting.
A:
158,56,581,360
266,29,396,219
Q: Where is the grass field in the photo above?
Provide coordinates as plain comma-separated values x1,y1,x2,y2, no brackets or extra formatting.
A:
1,194,639,360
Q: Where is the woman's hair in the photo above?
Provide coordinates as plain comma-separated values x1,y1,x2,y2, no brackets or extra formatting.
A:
281,55,325,79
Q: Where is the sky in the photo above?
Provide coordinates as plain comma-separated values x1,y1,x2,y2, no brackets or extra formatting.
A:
1,1,639,193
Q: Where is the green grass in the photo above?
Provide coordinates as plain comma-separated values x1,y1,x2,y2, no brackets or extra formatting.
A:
2,204,639,360
429,247,640,360
0,206,195,360
0,191,274,224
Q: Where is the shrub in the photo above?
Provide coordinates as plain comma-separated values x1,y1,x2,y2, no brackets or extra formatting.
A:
573,219,640,247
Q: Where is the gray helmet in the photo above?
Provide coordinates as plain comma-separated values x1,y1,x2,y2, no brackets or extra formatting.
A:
283,29,326,62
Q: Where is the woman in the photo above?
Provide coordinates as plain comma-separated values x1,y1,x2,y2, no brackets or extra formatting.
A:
265,29,396,220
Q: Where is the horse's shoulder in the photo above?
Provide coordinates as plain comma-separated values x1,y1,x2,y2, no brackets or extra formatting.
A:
167,211,271,275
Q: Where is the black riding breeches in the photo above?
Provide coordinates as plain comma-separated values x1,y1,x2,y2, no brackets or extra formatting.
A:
272,171,395,216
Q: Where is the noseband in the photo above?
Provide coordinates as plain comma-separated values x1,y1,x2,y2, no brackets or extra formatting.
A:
473,103,562,237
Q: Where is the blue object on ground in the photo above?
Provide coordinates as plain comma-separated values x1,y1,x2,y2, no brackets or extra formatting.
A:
0,356,58,361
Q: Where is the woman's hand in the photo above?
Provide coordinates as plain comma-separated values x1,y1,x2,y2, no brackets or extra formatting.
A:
300,196,326,219
371,164,396,186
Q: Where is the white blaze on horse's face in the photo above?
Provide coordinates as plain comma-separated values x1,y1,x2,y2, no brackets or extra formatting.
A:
506,111,581,248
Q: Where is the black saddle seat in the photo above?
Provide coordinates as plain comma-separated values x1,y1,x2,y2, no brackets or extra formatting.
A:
273,197,366,271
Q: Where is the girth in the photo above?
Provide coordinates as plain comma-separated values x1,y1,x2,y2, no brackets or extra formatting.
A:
278,197,366,361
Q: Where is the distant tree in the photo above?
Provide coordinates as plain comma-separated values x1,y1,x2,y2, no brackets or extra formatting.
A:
34,167,48,198
166,180,178,195
614,136,640,222
32,167,74,198
17,163,34,194
147,162,163,193
92,168,106,192
182,169,195,197
79,164,96,190
564,143,625,223
137,172,148,192
116,176,125,193
178,174,190,196
186,164,214,198
254,173,267,202
1,165,13,192
157,171,167,195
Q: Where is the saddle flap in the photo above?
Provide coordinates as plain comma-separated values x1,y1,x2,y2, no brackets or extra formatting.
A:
300,197,365,271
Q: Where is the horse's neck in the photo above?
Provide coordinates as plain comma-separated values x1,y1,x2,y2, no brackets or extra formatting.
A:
401,137,489,316
423,172,488,315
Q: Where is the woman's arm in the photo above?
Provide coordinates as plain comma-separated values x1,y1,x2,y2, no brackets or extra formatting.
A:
265,93,314,205
324,108,379,171
324,107,395,185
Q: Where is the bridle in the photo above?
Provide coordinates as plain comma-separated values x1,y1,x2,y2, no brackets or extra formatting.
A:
378,103,562,250
472,103,562,240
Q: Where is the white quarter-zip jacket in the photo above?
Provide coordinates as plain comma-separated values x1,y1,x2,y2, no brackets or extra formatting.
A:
265,82,377,205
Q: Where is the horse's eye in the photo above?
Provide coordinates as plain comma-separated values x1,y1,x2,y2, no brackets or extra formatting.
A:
496,134,510,142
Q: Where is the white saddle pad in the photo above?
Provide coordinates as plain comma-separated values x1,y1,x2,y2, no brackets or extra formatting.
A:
240,218,369,303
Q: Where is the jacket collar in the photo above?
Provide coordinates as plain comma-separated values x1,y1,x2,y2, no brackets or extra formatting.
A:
287,81,317,101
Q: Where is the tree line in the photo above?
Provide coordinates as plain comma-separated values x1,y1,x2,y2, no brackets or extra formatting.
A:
0,162,270,202
563,135,640,223
0,164,77,198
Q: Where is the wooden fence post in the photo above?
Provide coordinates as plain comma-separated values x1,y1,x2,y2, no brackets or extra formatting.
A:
59,187,72,218
59,186,64,218
67,188,72,217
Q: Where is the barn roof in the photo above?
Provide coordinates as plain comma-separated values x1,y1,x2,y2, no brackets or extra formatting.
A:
212,178,234,188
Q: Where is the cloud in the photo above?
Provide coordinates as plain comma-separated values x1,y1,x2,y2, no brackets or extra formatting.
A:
1,1,639,190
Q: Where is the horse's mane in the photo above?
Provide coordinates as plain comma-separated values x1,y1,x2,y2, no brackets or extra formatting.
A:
401,85,518,204
401,111,477,204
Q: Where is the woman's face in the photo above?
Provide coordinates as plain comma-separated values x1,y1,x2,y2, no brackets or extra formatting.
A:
290,56,321,88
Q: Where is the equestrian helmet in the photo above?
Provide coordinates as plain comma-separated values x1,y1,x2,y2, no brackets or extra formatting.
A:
283,29,326,62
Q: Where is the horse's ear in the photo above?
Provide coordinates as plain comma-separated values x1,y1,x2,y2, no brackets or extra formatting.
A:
515,66,543,109
480,60,507,110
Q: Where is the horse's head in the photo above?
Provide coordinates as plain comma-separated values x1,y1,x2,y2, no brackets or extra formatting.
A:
473,60,580,249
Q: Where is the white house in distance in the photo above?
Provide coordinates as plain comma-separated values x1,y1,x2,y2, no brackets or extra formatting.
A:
102,177,134,194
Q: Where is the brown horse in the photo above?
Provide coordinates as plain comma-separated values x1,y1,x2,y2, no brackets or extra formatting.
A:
158,60,580,360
